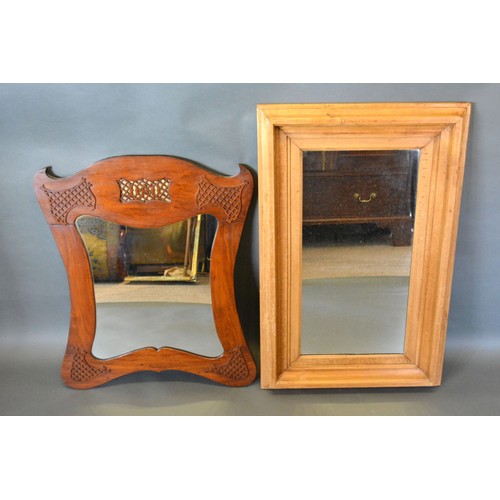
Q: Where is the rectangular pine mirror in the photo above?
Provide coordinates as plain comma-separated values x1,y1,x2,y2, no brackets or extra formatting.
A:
34,156,257,388
257,103,471,389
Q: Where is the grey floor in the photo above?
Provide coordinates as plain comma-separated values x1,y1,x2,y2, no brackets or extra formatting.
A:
302,276,409,354
1,309,500,415
93,302,222,358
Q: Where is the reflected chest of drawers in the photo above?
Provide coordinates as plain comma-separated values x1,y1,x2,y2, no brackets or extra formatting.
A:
303,150,418,246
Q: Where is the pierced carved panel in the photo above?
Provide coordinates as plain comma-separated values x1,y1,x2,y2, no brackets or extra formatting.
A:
43,177,96,224
208,346,249,380
117,177,172,203
196,177,247,223
70,347,110,382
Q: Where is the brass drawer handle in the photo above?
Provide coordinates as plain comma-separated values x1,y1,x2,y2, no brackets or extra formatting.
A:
353,192,377,203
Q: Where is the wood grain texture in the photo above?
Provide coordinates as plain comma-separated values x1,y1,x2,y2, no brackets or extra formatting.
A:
34,155,256,389
257,102,471,389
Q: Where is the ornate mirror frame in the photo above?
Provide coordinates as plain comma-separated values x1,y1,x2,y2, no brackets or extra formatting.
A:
34,155,257,389
257,103,471,389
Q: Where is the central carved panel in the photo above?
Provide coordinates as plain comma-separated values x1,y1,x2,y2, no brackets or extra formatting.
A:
117,178,172,203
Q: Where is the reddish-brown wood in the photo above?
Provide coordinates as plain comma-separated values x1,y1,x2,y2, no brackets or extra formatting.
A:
34,155,257,389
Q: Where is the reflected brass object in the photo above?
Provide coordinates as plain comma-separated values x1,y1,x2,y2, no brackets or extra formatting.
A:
321,151,327,170
165,213,203,281
353,192,377,203
124,214,203,283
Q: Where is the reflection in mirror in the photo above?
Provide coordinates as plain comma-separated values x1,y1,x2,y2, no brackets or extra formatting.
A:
301,150,419,354
76,215,222,358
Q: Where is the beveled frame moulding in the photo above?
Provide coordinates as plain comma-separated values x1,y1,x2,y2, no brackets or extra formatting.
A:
34,155,257,389
257,102,471,389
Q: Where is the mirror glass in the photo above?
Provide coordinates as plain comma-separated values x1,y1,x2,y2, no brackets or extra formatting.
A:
75,214,222,358
301,150,419,354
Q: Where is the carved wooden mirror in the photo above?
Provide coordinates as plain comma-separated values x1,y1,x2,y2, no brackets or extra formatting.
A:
257,103,471,389
34,155,256,388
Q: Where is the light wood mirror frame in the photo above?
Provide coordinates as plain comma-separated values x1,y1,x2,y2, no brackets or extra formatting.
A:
257,103,471,389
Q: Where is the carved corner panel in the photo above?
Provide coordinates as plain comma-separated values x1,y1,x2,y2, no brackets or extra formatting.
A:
69,347,110,383
34,156,256,389
196,176,248,223
43,177,96,223
207,346,250,380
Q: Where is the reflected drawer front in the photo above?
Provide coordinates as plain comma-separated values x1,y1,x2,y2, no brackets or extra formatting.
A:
303,173,411,221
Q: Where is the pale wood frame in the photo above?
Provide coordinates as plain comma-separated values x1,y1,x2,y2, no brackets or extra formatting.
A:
257,103,471,389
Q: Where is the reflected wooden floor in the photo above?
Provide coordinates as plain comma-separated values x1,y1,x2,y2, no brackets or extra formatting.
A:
302,224,413,279
302,244,412,279
94,275,211,304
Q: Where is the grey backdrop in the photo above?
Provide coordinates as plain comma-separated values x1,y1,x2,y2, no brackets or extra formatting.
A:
1,83,499,415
